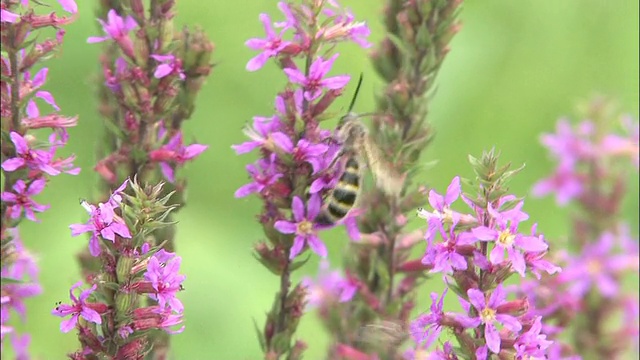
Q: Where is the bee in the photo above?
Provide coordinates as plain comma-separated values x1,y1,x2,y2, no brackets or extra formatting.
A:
315,75,404,226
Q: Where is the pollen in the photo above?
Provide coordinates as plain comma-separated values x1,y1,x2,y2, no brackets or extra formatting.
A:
480,307,496,324
297,220,313,234
586,259,603,275
497,229,515,247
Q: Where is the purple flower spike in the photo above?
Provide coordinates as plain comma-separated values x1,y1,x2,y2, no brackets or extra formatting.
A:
0,179,49,222
284,54,350,101
51,282,102,333
274,195,327,259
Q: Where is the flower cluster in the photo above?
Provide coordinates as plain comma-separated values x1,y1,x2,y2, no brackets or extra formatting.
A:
406,151,561,359
525,104,640,359
54,179,186,358
236,1,370,358
1,0,78,355
88,6,212,186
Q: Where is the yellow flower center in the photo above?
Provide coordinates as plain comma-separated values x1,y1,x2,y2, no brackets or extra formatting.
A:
498,229,515,247
297,220,313,235
587,259,602,275
480,307,496,324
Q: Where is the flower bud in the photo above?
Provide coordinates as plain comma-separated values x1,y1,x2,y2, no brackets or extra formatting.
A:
116,255,135,283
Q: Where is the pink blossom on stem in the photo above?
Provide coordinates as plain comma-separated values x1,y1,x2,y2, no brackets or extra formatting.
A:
0,179,49,222
283,54,350,101
144,250,186,313
51,282,103,333
151,54,185,80
246,13,294,71
149,131,208,183
274,195,327,259
87,9,138,57
1,132,59,176
69,200,131,257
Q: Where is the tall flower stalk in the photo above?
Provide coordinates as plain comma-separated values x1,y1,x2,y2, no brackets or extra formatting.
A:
318,1,463,358
405,150,560,359
82,2,213,357
236,1,370,358
524,98,640,359
1,0,78,356
54,178,187,359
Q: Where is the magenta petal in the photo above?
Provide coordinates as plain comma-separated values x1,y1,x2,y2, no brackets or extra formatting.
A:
496,314,521,332
484,323,501,353
87,36,108,43
307,235,327,258
159,162,175,183
271,132,294,153
80,307,102,325
234,183,258,198
516,235,548,252
428,190,445,210
60,314,79,333
100,227,115,241
111,222,131,238
466,288,485,311
274,220,296,234
26,100,40,118
69,224,93,237
472,226,498,241
322,75,350,89
58,0,78,13
184,144,208,159
489,245,504,265
154,64,173,78
445,176,461,204
88,236,102,257
283,68,306,84
36,91,59,110
232,141,260,154
289,236,305,259
246,52,270,72
1,157,25,172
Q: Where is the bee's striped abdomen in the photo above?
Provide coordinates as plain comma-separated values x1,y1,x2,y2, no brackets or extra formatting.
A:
316,157,361,226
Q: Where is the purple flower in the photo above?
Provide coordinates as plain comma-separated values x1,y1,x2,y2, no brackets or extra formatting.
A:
418,176,462,243
514,317,554,359
558,232,631,298
149,131,208,183
69,201,131,257
232,116,283,154
456,285,522,354
422,227,467,274
235,154,283,198
531,162,583,205
10,333,31,360
151,54,185,80
276,136,329,173
1,132,59,175
302,260,357,308
283,54,350,101
274,195,327,259
470,202,548,277
0,179,49,222
246,13,294,71
409,289,447,349
540,119,595,166
87,9,138,57
51,282,102,333
144,250,186,313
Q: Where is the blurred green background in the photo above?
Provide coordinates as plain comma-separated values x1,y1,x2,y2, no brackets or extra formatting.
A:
6,0,639,359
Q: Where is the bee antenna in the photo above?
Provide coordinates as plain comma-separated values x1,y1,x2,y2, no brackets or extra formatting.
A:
347,73,364,114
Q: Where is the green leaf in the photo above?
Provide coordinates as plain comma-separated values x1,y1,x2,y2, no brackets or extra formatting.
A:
289,255,311,272
252,317,266,352
0,277,23,284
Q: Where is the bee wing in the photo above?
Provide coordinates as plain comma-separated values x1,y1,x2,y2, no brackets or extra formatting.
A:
361,136,405,197
357,321,409,349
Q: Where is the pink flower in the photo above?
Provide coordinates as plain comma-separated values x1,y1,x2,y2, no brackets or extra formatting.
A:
69,201,131,257
283,54,350,101
232,116,283,154
149,131,208,183
51,282,103,333
302,260,357,308
144,250,186,313
151,54,185,80
0,179,49,222
456,285,522,354
87,9,138,57
235,154,283,198
409,289,447,350
418,176,462,243
275,195,327,259
1,132,59,175
246,13,294,71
